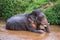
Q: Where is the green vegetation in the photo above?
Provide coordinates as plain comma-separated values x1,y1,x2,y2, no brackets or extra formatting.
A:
44,0,60,25
0,0,60,25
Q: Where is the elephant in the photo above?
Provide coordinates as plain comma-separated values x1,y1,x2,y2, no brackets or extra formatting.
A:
6,8,50,33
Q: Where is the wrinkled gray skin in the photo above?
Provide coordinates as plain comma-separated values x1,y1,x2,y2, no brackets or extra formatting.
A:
6,8,50,33
32,8,50,33
36,12,50,33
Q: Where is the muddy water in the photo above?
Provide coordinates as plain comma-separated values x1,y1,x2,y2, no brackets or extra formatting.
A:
0,21,60,40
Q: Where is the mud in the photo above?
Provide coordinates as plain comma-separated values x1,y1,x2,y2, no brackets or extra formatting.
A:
0,20,60,40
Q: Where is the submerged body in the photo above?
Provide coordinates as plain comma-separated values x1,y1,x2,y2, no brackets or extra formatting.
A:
6,14,28,30
6,8,50,33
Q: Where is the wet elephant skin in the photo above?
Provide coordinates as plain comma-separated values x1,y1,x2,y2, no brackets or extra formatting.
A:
6,8,50,33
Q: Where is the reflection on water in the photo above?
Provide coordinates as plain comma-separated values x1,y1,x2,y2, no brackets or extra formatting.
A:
0,21,60,40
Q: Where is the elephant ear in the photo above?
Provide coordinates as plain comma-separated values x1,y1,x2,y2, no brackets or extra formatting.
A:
28,14,36,23
27,13,36,24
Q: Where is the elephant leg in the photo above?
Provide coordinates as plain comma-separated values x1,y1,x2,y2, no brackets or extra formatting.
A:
26,25,44,34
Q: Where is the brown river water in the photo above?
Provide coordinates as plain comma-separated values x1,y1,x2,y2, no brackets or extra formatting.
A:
0,20,60,40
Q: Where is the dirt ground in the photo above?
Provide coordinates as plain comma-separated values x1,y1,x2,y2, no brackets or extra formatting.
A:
0,20,60,40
